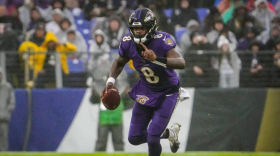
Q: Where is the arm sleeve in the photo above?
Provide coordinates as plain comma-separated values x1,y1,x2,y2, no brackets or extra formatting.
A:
118,40,129,59
161,33,177,54
64,42,77,52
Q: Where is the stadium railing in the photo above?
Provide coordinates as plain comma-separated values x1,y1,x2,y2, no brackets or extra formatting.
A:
0,50,278,89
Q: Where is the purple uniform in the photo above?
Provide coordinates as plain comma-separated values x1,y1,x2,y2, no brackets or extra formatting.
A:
119,31,178,93
119,32,180,137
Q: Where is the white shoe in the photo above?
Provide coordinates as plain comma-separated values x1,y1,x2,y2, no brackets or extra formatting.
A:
168,123,181,153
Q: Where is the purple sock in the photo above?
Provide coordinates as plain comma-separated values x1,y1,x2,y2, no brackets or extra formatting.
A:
148,134,162,156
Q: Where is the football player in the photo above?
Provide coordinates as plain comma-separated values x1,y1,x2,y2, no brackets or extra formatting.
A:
103,8,186,156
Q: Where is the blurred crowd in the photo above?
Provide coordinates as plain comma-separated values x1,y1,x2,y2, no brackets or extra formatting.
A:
0,0,279,88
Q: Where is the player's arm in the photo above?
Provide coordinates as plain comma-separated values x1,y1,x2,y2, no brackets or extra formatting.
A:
140,43,185,69
105,56,130,91
109,56,130,79
165,48,186,69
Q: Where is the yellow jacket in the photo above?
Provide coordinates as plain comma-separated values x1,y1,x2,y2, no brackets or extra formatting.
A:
19,32,77,78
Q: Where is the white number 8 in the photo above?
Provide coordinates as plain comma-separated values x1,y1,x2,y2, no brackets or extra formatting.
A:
122,36,131,42
141,67,159,84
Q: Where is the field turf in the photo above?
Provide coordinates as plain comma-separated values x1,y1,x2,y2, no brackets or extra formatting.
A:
0,152,280,156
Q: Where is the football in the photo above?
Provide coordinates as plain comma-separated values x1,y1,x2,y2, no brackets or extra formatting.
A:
101,89,121,110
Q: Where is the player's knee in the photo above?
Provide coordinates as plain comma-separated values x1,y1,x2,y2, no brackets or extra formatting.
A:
128,135,141,145
147,134,160,146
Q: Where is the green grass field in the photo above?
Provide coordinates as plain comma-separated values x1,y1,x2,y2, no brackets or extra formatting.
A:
0,152,280,156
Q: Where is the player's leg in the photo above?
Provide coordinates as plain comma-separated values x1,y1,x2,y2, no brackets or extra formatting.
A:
95,125,109,151
128,102,153,145
111,124,124,151
147,92,180,156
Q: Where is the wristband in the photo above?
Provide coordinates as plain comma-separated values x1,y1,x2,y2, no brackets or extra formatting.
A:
106,77,115,85
152,57,167,68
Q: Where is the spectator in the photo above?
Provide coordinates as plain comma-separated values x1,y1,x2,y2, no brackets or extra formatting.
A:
201,6,221,34
270,52,280,87
237,27,259,51
7,5,23,36
247,0,276,12
83,0,107,21
103,15,126,49
148,0,174,36
275,0,280,15
180,19,200,54
46,8,64,34
35,37,77,88
28,9,44,31
274,39,280,52
227,4,249,30
189,31,216,51
206,18,237,48
214,35,241,88
226,4,263,40
19,24,46,53
240,40,270,87
87,41,128,152
250,0,276,32
88,29,110,67
65,0,80,9
0,67,15,151
0,4,9,23
51,0,74,24
55,18,76,41
171,0,199,29
18,24,77,88
19,0,35,32
56,18,87,54
0,24,18,51
0,23,21,88
180,31,218,87
87,28,129,152
257,16,280,44
241,15,263,37
64,30,88,53
264,25,280,50
36,0,53,22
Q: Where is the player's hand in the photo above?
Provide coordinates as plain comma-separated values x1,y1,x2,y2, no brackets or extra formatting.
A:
140,42,157,61
101,82,119,99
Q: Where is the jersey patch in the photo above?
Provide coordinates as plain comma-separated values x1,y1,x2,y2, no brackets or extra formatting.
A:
136,95,149,105
165,38,174,46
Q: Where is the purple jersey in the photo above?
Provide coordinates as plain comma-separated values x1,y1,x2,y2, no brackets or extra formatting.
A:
119,31,179,107
119,31,179,91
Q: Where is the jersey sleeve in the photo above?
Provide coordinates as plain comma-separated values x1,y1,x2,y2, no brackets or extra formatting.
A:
161,33,176,53
118,36,130,59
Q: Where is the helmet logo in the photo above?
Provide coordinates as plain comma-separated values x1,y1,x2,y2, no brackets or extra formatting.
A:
144,11,155,22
